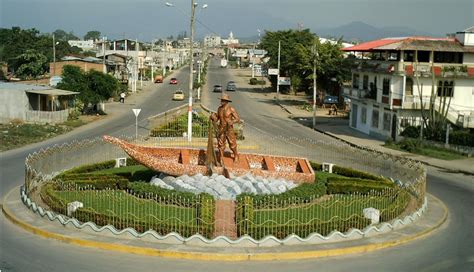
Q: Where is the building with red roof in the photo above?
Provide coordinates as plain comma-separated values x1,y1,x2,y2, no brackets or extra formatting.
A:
342,28,474,140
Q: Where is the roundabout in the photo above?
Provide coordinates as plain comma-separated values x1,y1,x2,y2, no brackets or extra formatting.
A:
12,116,432,252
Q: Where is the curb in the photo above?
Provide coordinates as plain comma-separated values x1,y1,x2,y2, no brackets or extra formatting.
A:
2,187,448,261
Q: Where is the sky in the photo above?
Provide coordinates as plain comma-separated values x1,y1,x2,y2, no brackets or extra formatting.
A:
1,0,473,41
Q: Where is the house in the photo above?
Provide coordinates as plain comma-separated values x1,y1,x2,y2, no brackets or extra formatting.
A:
0,82,78,124
342,27,474,140
50,56,104,76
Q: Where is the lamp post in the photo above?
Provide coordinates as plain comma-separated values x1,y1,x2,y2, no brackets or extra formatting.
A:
52,34,59,76
166,1,207,142
312,42,318,130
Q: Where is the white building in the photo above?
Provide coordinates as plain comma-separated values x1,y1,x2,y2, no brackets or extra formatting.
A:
222,31,239,46
67,40,95,51
342,27,474,140
204,35,221,48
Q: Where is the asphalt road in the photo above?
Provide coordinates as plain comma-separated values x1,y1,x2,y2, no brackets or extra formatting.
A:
0,59,473,271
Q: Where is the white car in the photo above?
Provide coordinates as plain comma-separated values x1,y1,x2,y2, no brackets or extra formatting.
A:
173,90,185,101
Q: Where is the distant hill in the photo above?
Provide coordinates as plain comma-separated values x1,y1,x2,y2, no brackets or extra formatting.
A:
314,21,438,42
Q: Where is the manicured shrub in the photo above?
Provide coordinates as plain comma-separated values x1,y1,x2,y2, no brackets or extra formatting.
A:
61,160,116,175
326,177,395,194
332,166,389,182
399,138,423,152
237,181,326,209
55,174,129,190
450,130,474,147
197,194,215,236
236,196,254,236
243,216,372,239
400,126,420,138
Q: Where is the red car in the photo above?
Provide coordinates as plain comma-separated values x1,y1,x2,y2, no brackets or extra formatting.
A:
170,78,178,84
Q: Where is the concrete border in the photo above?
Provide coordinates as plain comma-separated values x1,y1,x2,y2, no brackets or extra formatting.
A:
3,187,448,261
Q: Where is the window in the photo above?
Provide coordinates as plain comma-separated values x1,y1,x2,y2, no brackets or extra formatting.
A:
372,110,379,128
383,78,390,96
434,52,463,64
363,75,368,90
383,112,391,131
353,73,360,89
361,107,367,124
388,52,398,61
405,78,413,96
437,81,454,97
404,51,415,62
417,51,430,62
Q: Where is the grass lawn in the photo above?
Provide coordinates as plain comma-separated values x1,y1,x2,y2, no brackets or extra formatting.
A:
252,194,398,225
384,143,465,160
0,118,89,152
55,190,196,224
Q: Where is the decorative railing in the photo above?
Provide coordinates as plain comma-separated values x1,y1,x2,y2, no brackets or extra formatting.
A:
24,131,426,243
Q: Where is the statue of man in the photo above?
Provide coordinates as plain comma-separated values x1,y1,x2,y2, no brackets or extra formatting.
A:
210,93,241,164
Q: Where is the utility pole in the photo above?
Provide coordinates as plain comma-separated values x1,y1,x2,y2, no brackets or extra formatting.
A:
102,36,107,74
276,40,281,102
53,34,56,76
312,43,318,130
187,0,197,142
134,39,138,92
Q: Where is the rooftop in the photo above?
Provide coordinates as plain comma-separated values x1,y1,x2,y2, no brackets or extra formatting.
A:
342,37,466,52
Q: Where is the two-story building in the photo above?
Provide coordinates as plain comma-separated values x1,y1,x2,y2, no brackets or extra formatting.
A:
342,27,474,140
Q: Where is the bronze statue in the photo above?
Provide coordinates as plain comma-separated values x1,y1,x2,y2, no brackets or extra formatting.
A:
210,93,241,165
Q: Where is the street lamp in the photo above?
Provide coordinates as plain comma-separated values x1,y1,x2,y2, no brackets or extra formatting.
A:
166,1,208,142
52,34,59,76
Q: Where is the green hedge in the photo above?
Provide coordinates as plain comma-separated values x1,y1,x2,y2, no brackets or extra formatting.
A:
58,158,141,176
54,174,129,190
197,194,215,235
249,77,266,85
326,177,395,195
237,181,326,209
380,191,410,222
450,131,474,147
332,166,389,182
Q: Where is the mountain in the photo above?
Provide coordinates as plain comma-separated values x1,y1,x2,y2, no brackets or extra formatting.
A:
315,21,437,42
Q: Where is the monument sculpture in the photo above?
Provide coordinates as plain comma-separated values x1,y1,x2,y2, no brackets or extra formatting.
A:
103,93,314,183
210,93,241,165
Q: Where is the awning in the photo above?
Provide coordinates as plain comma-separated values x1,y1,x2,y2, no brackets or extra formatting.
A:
25,89,79,96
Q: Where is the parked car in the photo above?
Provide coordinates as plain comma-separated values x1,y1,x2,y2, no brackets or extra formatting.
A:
170,78,178,84
323,95,339,105
172,90,185,101
226,81,237,91
213,84,223,92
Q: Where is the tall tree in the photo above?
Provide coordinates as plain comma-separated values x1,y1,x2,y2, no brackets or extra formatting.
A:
53,29,79,41
84,30,101,41
260,29,350,95
15,49,48,79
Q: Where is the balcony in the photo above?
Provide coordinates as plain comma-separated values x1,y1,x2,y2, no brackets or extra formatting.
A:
343,87,371,100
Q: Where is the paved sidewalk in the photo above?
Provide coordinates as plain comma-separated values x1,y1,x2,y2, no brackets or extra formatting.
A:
227,68,474,175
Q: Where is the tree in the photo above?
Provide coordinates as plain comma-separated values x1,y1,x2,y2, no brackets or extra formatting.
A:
53,29,79,41
58,65,121,113
0,27,85,76
413,50,453,141
260,29,350,96
84,30,101,41
15,50,47,79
